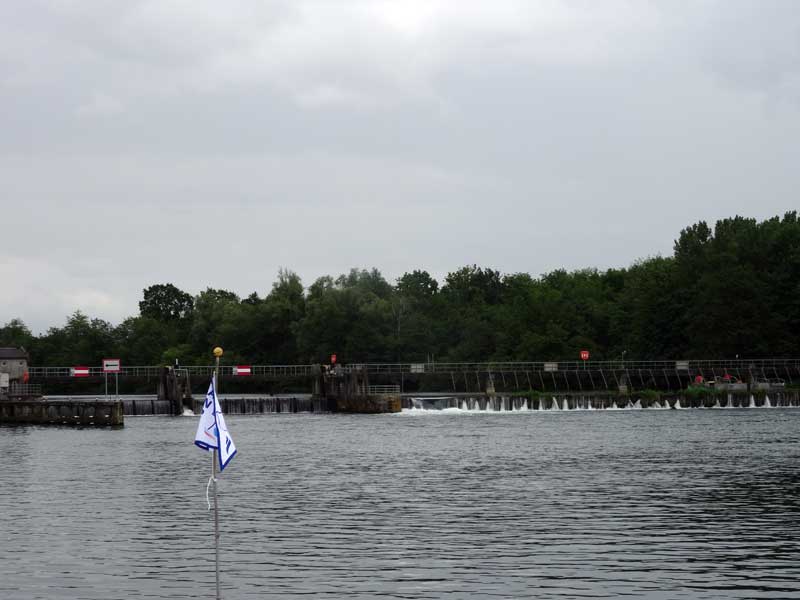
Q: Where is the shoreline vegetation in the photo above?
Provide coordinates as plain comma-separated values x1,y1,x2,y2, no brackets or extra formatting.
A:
2,213,799,367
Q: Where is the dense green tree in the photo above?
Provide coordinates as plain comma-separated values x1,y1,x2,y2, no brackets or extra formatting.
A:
34,312,116,365
296,269,395,362
609,257,680,359
0,318,35,351
139,283,194,321
397,270,439,300
442,265,503,306
115,316,181,365
12,214,800,366
189,288,243,362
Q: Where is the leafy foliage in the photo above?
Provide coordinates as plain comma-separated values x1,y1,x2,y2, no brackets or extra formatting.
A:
139,283,194,321
2,214,798,364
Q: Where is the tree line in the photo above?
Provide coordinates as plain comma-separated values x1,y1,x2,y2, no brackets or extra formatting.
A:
2,213,799,366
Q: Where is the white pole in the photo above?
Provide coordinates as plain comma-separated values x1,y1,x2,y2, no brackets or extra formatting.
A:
214,356,221,600
213,447,220,599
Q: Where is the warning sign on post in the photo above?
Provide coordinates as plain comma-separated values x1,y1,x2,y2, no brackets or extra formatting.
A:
102,358,121,373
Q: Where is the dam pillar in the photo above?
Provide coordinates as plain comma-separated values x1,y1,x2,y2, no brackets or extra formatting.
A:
157,367,192,415
314,364,400,413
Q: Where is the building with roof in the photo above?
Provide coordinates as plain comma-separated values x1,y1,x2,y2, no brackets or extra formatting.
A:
0,348,29,391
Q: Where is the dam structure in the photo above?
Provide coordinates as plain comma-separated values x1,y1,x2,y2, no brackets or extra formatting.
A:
10,358,797,416
21,389,800,417
405,391,800,411
26,358,799,393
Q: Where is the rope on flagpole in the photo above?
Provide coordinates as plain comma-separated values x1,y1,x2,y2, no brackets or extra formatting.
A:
206,474,217,510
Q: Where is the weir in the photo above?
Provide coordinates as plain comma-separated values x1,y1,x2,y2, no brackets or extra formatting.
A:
405,390,800,411
191,395,335,415
120,395,329,416
0,399,124,426
8,389,796,420
14,359,799,416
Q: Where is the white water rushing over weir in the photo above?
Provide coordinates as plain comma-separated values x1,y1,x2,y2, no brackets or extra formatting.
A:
33,393,781,417
407,394,799,413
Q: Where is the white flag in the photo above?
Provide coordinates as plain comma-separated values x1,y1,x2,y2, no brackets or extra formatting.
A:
194,375,237,471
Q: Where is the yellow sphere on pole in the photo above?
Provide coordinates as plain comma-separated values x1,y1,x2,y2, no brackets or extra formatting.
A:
213,347,224,358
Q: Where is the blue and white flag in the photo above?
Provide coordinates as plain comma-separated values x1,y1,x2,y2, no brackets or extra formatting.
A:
194,376,237,471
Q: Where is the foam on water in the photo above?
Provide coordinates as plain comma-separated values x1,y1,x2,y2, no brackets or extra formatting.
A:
403,394,797,414
403,406,468,415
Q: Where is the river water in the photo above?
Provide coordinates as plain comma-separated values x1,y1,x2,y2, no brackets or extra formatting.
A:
1,409,799,599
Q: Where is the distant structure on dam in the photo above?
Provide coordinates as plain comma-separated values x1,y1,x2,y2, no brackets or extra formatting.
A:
0,347,35,399
8,356,798,416
0,347,123,426
22,358,799,394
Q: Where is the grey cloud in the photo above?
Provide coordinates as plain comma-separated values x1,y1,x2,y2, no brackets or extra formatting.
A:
1,0,798,332
697,0,800,97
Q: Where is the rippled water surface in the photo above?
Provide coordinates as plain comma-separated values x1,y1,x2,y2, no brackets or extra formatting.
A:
2,410,799,599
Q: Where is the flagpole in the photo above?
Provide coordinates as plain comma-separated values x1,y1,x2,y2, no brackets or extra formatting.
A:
213,346,223,600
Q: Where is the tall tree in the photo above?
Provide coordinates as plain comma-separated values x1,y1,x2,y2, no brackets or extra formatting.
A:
0,318,34,350
139,283,194,321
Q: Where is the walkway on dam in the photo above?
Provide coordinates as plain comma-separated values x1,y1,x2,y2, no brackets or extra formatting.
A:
28,358,800,382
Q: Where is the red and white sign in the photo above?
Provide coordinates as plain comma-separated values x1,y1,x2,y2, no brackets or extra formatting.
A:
233,365,251,376
102,358,121,373
71,366,90,377
330,354,337,364
580,350,590,361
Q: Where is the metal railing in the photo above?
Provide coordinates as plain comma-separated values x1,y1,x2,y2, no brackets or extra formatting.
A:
27,364,316,378
25,358,800,379
3,383,43,397
367,385,401,395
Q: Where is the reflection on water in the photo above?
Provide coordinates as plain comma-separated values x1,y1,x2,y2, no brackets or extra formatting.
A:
1,410,799,599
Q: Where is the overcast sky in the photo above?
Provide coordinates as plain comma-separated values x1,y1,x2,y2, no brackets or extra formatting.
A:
1,0,798,332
